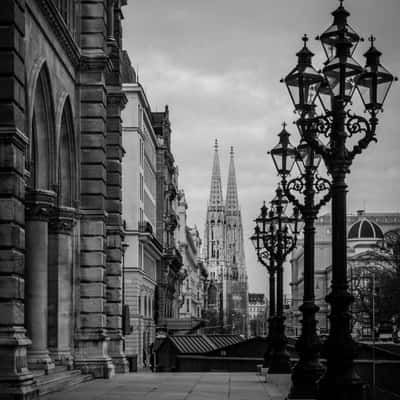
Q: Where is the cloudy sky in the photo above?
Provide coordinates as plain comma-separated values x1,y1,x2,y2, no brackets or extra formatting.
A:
122,0,400,295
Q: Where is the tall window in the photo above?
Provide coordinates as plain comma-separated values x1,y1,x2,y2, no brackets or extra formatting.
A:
186,298,190,313
139,243,143,269
139,173,143,202
138,104,143,131
148,296,151,317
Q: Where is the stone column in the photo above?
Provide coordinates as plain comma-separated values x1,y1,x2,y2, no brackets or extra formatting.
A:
48,207,76,368
25,190,56,371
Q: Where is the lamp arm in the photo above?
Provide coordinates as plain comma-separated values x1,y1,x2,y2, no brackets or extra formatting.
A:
298,115,332,161
283,176,305,213
257,249,276,275
313,174,332,211
257,255,269,268
346,112,378,161
281,230,297,259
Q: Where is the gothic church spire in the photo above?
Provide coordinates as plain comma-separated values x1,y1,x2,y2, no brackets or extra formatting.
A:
225,146,239,211
209,139,224,206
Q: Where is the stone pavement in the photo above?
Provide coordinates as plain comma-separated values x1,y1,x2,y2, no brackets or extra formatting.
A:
43,372,286,400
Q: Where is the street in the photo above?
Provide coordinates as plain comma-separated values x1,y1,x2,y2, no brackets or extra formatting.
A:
43,373,285,400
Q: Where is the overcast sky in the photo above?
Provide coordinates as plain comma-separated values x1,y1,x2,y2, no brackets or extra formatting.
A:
122,0,400,295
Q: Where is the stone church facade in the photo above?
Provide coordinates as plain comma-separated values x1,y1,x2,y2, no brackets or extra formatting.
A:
0,1,129,398
203,141,248,334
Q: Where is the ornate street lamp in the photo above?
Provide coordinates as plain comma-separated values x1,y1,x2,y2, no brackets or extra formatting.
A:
271,123,331,398
252,186,300,373
251,216,276,369
283,2,396,399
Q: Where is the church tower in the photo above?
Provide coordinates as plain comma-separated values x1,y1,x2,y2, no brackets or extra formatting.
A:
203,142,248,334
203,140,225,320
225,147,248,335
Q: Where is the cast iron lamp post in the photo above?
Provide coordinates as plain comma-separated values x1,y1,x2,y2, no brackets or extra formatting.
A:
282,2,396,399
252,186,300,373
270,124,331,398
251,205,276,368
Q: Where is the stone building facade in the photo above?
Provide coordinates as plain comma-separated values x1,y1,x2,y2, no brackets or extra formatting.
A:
289,211,400,336
177,191,208,324
248,293,267,337
152,107,184,331
121,53,162,368
0,1,129,397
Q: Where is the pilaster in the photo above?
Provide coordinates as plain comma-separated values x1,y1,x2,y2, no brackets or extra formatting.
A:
76,0,114,378
103,0,128,373
0,0,38,398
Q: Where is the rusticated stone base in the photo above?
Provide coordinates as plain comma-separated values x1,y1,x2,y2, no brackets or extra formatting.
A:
0,381,39,400
0,328,39,400
27,350,55,372
50,349,74,370
74,358,115,379
108,333,129,373
75,331,115,378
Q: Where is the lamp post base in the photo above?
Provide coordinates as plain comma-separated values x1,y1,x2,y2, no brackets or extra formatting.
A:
268,316,291,374
317,376,369,400
287,362,324,399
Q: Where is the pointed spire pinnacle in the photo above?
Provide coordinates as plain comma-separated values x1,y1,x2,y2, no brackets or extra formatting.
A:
209,139,224,205
226,146,239,211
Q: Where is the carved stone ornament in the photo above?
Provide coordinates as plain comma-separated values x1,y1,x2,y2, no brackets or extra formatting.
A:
49,207,77,234
25,190,56,221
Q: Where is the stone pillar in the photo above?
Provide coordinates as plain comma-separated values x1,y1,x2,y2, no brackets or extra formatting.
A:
104,0,128,373
25,190,56,371
47,208,76,368
75,0,115,378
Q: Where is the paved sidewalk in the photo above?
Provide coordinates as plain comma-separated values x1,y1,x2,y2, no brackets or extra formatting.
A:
43,372,286,400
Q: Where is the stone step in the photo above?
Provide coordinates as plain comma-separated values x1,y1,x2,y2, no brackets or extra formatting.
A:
32,365,68,379
35,367,93,396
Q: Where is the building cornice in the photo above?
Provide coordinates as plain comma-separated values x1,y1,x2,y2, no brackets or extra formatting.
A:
80,51,113,72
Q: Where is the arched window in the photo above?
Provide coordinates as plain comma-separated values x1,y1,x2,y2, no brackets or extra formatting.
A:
29,65,55,190
58,99,75,206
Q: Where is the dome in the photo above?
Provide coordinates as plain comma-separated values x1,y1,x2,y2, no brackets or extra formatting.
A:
348,218,384,240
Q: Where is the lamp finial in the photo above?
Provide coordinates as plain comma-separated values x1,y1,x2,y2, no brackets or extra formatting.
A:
302,34,308,46
368,35,376,47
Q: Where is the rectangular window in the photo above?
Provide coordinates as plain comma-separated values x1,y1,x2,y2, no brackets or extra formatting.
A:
186,298,190,313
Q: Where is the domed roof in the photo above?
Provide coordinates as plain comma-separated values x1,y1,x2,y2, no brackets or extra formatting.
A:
348,218,384,240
